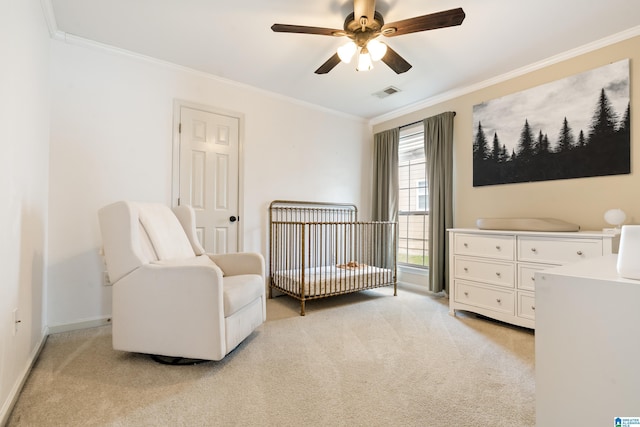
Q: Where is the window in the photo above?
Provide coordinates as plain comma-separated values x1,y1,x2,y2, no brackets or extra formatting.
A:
397,123,429,268
416,179,427,210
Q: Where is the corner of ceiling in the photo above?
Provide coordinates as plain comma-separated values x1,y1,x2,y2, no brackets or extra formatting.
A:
39,0,65,40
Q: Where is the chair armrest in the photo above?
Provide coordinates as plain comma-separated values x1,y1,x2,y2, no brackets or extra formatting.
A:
208,252,265,277
112,263,227,360
116,263,225,305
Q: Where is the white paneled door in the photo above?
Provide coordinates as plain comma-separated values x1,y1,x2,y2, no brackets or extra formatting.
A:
178,106,239,254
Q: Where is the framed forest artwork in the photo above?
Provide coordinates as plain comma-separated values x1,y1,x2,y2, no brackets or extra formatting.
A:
472,59,630,187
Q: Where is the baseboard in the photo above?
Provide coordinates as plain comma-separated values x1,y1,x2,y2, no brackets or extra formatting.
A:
0,329,48,426
398,281,447,299
398,265,429,288
398,281,429,295
47,316,112,334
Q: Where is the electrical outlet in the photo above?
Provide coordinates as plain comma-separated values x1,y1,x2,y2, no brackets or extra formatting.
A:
12,308,19,336
103,271,112,286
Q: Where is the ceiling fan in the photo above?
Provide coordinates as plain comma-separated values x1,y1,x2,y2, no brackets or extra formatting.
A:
271,0,465,74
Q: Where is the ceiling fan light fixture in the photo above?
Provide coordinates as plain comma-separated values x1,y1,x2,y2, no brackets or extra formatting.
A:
356,48,373,71
272,5,466,75
337,41,357,63
367,39,387,61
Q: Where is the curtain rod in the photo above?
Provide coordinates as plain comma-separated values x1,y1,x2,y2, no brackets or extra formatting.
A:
399,111,456,129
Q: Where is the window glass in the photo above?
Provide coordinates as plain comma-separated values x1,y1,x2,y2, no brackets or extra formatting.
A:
398,123,428,268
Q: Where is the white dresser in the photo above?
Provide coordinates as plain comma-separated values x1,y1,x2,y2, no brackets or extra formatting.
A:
448,228,615,328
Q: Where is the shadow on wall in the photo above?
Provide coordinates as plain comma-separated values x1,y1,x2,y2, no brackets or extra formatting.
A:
47,249,111,329
18,205,46,347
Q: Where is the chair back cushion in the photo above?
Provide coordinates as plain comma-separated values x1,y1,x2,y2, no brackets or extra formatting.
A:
137,203,195,260
99,201,196,283
173,205,206,256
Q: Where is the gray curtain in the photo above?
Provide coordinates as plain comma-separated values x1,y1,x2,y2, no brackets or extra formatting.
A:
372,128,399,222
424,112,455,293
372,128,399,270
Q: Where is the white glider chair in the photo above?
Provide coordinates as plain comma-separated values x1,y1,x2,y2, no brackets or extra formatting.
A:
98,201,266,361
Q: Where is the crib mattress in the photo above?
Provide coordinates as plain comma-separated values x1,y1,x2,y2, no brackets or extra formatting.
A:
272,264,393,297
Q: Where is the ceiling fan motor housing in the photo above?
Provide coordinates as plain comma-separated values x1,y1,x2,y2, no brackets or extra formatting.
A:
344,11,386,46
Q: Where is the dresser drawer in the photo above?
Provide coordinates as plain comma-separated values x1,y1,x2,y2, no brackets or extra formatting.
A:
518,292,536,320
517,263,552,291
454,280,515,315
517,236,603,264
454,233,515,260
455,257,515,288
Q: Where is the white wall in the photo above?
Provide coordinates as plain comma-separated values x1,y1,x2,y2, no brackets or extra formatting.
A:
0,0,50,422
47,38,372,328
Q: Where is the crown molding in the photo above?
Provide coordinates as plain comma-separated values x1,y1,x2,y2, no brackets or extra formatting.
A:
41,4,365,124
58,31,367,122
370,25,640,126
39,0,62,39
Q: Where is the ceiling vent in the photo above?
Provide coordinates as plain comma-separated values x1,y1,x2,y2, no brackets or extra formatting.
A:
373,86,401,99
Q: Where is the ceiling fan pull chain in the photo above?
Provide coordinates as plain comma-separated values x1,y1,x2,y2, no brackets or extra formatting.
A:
359,16,368,32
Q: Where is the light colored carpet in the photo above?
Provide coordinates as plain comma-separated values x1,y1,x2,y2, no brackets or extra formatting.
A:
7,287,535,426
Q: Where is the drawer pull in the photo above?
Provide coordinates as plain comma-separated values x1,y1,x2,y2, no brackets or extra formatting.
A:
464,292,469,297
463,267,469,272
496,298,502,304
577,250,583,256
463,242,468,248
531,247,537,253
495,272,501,277
495,245,501,250
531,277,535,281
531,306,535,311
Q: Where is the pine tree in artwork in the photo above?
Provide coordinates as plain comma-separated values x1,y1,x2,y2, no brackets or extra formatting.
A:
615,101,631,174
473,122,490,162
516,119,535,159
491,132,501,162
588,88,618,144
618,102,630,136
535,130,544,155
557,117,575,152
543,134,550,153
500,144,508,162
472,122,491,185
577,130,586,147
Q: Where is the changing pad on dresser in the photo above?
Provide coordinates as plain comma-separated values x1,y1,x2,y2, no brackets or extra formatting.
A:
476,217,580,232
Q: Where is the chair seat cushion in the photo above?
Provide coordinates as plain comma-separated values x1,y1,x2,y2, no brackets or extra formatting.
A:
223,274,264,316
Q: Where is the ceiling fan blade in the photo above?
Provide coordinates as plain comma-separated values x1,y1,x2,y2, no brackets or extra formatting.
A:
354,0,376,26
315,53,342,74
271,24,345,36
381,46,412,74
382,8,465,37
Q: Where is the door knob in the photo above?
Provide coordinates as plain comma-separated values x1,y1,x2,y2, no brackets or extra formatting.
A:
229,216,237,223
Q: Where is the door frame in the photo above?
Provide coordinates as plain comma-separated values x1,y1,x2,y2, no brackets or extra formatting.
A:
171,99,245,251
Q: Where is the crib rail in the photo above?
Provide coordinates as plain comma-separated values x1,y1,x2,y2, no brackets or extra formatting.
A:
269,200,397,315
269,200,358,223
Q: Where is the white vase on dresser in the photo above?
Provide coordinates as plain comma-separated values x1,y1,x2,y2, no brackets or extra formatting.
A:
447,228,616,328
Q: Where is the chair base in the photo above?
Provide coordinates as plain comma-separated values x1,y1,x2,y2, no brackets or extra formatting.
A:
149,354,210,365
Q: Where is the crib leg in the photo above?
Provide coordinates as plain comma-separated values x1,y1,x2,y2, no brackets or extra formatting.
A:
300,300,306,316
394,282,397,296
